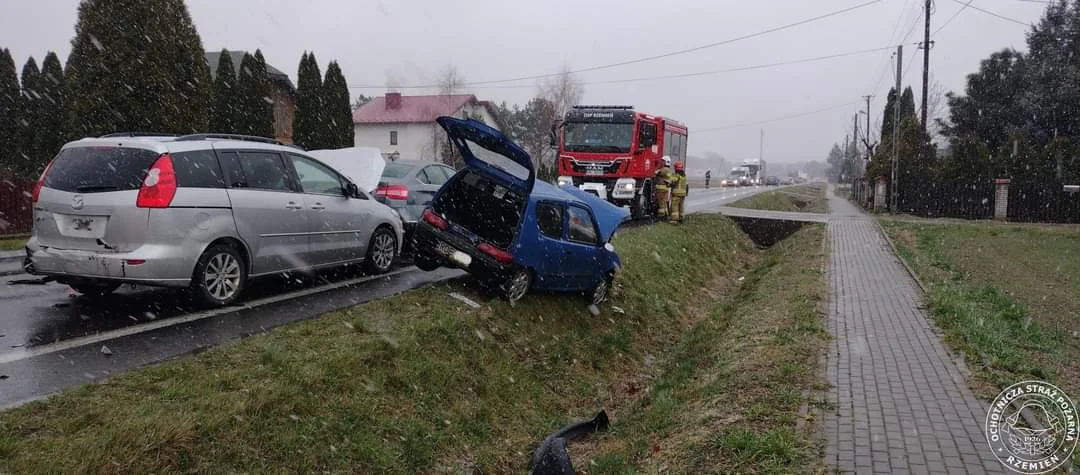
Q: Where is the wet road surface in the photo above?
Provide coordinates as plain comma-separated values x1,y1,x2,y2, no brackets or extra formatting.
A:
0,184,776,406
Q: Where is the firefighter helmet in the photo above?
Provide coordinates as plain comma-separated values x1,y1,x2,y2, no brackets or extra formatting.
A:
663,156,672,167
674,161,685,172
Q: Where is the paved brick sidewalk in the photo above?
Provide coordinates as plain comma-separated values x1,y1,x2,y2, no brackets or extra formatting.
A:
823,192,1004,474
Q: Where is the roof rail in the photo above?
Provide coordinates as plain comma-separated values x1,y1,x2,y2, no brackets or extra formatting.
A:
174,133,286,145
100,132,180,138
572,105,634,110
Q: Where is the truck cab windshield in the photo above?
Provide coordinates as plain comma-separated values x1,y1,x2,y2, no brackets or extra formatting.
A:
564,122,633,153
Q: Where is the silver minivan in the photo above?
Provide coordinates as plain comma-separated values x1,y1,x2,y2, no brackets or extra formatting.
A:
26,133,403,307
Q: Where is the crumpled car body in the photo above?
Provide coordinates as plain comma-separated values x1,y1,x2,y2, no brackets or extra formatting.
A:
412,117,630,303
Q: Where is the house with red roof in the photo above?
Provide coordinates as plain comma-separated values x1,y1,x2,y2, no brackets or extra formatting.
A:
352,93,501,162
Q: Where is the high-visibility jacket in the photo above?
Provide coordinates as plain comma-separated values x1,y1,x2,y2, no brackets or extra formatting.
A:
671,173,688,196
655,167,673,190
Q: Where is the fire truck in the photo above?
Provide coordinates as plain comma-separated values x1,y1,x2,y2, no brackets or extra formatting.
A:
555,105,689,219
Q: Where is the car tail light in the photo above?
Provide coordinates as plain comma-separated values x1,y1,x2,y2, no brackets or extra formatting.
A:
31,160,55,204
477,243,513,264
136,153,177,208
375,184,409,201
421,209,448,230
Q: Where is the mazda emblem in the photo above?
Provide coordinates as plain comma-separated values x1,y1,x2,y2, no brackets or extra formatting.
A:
71,195,84,210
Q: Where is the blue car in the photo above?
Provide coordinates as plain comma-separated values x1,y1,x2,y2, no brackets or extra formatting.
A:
412,117,630,304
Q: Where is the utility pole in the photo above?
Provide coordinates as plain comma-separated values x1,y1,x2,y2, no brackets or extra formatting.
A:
892,45,903,212
759,128,764,160
863,95,872,159
853,113,860,188
920,0,932,131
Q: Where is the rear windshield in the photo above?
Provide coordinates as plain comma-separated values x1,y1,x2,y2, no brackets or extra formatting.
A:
381,162,414,179
432,170,525,248
44,146,160,193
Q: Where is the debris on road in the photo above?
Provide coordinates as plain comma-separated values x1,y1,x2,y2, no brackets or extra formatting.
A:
528,409,610,475
587,304,601,316
611,306,625,314
449,292,481,309
100,345,113,356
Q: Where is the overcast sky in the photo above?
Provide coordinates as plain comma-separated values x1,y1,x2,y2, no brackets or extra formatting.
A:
0,0,1046,163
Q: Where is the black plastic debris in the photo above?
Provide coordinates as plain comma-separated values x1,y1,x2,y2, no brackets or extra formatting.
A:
528,409,610,475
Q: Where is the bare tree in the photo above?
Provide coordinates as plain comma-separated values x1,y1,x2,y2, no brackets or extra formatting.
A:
537,65,584,123
434,64,467,166
534,65,584,171
924,76,949,143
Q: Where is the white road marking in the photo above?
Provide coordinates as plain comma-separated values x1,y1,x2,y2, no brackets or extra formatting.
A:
0,267,417,365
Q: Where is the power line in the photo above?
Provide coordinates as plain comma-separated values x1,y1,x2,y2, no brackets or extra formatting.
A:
348,0,885,89
696,101,860,132
345,44,894,90
948,0,1029,25
935,0,974,34
865,8,924,95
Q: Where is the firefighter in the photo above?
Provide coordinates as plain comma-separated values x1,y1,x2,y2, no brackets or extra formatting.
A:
670,161,688,224
705,170,711,189
654,157,674,218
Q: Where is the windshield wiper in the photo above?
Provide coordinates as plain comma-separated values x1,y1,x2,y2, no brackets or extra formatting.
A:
75,185,119,192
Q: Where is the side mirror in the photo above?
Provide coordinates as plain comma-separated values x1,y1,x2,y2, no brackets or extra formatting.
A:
345,182,360,198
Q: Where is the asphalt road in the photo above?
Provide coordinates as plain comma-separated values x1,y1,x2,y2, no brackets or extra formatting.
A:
0,184,775,407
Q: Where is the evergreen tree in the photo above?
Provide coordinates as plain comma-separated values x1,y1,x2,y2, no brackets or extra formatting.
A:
322,61,353,148
0,49,18,179
251,50,275,139
65,0,211,136
235,52,273,138
38,52,67,163
210,49,240,134
294,52,324,149
17,57,43,178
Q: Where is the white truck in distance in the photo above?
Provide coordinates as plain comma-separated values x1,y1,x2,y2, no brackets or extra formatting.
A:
741,158,766,185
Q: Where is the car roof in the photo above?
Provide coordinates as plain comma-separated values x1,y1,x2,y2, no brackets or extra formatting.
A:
530,179,585,204
65,133,302,153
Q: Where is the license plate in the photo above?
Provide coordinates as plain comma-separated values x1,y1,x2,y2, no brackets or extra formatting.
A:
586,168,604,176
56,214,108,239
435,241,471,267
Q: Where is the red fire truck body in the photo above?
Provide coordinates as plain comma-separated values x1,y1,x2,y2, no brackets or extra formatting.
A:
555,105,688,218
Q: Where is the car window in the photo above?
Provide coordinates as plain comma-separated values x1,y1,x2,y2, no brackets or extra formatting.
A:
381,162,414,179
289,154,343,195
567,205,598,244
173,150,225,188
238,151,291,192
536,202,564,239
423,165,450,186
43,146,159,193
218,151,245,188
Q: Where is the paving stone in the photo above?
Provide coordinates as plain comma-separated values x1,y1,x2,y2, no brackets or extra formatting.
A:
822,192,1006,474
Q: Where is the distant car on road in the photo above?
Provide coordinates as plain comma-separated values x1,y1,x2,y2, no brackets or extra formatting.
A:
26,133,404,307
781,177,795,185
765,176,781,186
373,160,457,242
413,117,630,305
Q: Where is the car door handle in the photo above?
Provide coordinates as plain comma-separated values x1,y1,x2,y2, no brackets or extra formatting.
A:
285,201,303,209
310,203,326,210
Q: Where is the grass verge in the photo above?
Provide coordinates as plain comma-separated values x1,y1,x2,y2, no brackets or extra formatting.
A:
729,185,827,214
573,224,830,473
880,220,1079,399
0,237,27,251
0,214,789,473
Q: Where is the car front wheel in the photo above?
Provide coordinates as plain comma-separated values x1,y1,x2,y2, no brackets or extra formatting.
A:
191,244,247,307
588,274,613,305
364,226,397,274
414,252,440,272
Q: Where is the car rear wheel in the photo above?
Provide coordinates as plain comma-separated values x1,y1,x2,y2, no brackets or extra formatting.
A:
364,227,397,274
69,279,121,298
503,269,531,305
192,244,247,307
414,252,440,272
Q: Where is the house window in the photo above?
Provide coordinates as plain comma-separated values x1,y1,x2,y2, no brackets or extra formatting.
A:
390,130,398,146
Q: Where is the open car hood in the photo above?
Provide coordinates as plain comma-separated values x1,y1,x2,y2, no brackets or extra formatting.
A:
559,185,631,242
307,147,386,193
436,116,535,194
